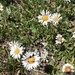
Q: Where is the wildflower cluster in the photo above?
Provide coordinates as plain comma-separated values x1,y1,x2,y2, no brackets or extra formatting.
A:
8,41,40,70
0,0,75,75
7,40,49,71
37,10,62,25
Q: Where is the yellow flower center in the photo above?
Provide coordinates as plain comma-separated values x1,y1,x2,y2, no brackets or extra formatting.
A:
65,67,71,72
54,16,59,21
0,5,2,9
14,48,20,54
42,15,48,21
28,57,35,64
57,37,62,42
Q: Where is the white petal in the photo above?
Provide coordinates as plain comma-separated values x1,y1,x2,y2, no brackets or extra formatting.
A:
55,40,61,44
46,10,49,15
42,21,48,25
40,10,45,15
38,19,43,23
37,15,42,19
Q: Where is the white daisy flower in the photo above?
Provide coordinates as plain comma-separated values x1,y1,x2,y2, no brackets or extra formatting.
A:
37,10,51,26
72,31,75,39
55,34,65,44
0,3,3,11
8,41,24,59
62,63,74,72
22,51,40,70
51,13,62,25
